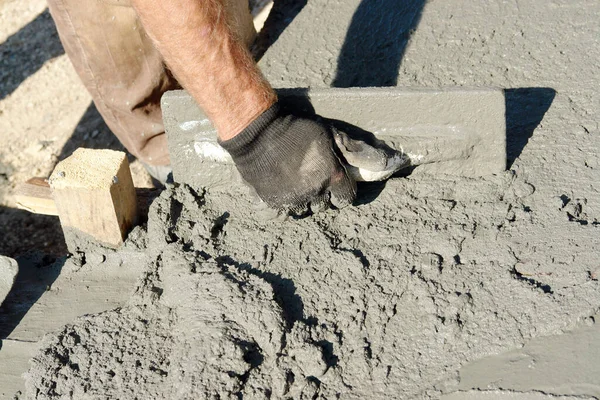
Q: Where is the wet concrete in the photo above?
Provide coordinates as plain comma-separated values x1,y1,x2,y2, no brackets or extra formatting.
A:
447,316,600,398
5,0,600,398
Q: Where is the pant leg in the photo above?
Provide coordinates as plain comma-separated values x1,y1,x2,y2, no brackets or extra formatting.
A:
47,0,256,166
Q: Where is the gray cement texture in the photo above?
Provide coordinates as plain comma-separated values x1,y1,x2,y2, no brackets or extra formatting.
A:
0,245,148,398
21,173,600,399
9,0,600,398
162,87,506,190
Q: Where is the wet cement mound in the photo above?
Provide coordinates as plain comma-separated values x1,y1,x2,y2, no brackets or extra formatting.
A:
23,176,600,399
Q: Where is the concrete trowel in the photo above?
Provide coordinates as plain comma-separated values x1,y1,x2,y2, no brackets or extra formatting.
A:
161,87,506,189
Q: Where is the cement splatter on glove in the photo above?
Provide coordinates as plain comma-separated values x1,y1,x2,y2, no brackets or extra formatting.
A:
333,130,411,182
219,103,356,214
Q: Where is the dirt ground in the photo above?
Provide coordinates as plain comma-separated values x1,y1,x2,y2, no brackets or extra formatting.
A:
0,0,136,257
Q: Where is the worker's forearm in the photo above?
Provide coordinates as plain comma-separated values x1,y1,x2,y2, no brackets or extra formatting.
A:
131,0,277,140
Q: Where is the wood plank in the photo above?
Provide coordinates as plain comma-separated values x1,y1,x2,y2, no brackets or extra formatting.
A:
14,177,58,216
14,178,158,218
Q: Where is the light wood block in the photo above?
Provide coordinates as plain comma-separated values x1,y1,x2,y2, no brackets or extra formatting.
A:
49,148,137,249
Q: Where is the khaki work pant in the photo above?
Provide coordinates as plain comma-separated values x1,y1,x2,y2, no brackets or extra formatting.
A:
47,0,256,166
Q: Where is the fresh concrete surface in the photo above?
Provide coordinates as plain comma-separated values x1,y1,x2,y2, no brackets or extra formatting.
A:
1,251,145,342
162,87,506,189
258,1,600,396
165,0,600,398
442,391,597,400
3,0,600,398
0,339,37,400
258,0,426,89
0,249,147,397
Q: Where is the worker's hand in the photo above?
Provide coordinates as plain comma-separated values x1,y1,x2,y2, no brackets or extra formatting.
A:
219,103,357,214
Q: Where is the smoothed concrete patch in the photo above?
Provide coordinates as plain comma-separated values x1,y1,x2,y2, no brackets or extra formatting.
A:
452,318,600,399
442,390,597,400
0,339,37,399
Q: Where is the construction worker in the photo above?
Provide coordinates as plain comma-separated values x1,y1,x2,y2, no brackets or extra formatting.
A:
46,0,357,214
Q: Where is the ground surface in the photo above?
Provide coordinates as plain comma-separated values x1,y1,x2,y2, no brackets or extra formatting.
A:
1,0,599,399
0,0,150,257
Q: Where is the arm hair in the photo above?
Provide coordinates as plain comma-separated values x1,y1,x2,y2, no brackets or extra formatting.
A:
131,0,277,140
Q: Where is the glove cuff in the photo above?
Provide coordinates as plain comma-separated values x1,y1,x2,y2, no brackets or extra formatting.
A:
218,103,281,159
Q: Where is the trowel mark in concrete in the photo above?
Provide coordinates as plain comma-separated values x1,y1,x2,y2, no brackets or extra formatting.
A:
443,391,597,400
449,317,600,399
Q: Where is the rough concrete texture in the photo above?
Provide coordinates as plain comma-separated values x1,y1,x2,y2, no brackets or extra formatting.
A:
10,0,600,398
21,176,600,399
0,244,148,398
162,87,506,189
0,256,18,307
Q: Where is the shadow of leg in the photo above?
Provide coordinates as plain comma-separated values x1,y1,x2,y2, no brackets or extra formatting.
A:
57,102,125,162
0,206,66,258
505,88,556,167
332,0,426,88
0,9,64,100
253,0,308,61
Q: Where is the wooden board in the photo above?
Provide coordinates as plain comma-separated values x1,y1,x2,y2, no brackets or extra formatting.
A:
14,177,58,216
15,178,158,217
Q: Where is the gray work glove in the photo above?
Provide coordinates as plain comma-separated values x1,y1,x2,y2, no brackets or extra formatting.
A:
219,103,357,213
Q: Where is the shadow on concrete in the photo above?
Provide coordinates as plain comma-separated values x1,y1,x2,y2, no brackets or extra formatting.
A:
217,255,305,329
355,181,387,206
0,253,65,345
505,88,556,168
0,9,64,100
333,0,426,87
253,0,308,61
